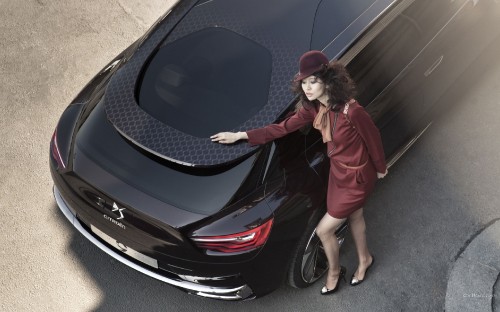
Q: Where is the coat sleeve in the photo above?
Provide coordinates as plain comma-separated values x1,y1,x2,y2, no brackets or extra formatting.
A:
349,106,387,173
246,106,315,146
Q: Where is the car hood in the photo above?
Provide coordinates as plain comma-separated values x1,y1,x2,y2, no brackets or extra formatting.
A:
103,0,320,167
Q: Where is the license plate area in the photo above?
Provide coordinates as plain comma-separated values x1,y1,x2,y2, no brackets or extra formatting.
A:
91,225,158,269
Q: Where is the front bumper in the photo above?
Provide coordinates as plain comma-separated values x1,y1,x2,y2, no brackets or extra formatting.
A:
53,185,255,300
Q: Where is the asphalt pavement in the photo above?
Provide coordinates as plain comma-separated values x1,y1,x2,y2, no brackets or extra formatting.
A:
1,1,499,311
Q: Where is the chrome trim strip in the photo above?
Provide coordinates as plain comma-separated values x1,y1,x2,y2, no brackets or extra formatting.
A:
194,291,253,300
113,125,196,167
53,186,253,300
386,122,432,169
328,0,400,62
338,0,414,65
262,143,276,183
323,0,388,54
195,0,214,7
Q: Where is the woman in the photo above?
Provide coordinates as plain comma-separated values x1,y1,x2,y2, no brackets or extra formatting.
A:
211,50,387,295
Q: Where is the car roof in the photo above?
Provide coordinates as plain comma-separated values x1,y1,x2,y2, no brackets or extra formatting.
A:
104,0,393,167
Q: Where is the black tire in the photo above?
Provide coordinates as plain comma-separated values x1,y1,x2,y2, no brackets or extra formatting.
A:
287,209,348,288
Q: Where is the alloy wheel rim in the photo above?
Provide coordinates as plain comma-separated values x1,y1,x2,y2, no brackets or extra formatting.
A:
300,229,346,284
300,230,328,284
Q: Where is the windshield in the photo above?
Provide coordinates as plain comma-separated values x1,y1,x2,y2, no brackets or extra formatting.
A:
138,27,272,137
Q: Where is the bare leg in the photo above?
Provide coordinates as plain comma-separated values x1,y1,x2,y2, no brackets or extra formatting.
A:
348,208,373,281
316,213,346,290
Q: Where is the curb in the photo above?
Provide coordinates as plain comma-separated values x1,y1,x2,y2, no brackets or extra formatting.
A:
445,219,500,312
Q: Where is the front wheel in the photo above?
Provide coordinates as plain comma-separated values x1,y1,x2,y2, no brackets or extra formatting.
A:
287,210,348,288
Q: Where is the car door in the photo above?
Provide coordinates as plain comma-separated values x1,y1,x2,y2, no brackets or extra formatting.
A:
403,0,500,114
302,0,499,170
340,0,481,158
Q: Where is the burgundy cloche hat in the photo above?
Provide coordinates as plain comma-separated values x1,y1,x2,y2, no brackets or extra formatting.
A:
294,50,329,81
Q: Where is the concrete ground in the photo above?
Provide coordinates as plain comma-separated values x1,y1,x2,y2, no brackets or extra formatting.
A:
0,1,176,311
1,1,499,311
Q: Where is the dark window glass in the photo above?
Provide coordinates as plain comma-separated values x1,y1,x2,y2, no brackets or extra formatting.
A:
347,0,467,108
138,27,272,137
311,0,376,50
347,11,421,107
402,0,467,44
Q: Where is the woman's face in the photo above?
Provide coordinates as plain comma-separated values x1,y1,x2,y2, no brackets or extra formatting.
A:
301,75,328,104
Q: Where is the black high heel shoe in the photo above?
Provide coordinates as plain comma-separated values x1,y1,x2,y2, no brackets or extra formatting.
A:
350,257,375,286
320,266,346,295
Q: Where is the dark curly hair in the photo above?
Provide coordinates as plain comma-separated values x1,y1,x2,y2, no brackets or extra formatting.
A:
292,61,357,112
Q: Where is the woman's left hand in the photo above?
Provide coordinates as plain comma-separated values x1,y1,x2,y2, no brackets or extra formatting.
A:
377,169,388,179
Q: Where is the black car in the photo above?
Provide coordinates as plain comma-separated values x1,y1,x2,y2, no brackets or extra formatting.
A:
50,0,500,300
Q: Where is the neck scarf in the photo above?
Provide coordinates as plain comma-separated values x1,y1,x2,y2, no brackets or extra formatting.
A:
313,103,332,143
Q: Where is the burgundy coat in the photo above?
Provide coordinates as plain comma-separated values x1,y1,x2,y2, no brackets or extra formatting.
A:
247,100,387,218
